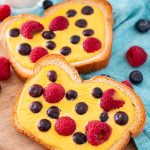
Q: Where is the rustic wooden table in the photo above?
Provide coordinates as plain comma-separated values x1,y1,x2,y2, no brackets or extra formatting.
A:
0,47,137,150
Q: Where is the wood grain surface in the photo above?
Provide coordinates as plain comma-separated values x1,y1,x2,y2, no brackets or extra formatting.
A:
0,47,137,150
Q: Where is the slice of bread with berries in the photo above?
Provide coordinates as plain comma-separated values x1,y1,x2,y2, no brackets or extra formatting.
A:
13,54,146,150
0,0,113,80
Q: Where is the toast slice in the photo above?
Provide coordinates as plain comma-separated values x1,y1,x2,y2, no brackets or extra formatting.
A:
0,0,113,80
13,54,146,150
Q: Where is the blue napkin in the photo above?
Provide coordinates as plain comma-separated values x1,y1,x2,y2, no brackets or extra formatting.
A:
1,0,150,149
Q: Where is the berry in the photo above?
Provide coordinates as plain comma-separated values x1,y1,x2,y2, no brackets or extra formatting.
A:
21,21,44,39
66,90,78,100
0,57,11,81
55,116,76,136
30,101,43,113
29,47,48,63
44,83,65,103
43,0,53,10
0,5,11,22
129,70,143,84
126,46,147,67
114,111,128,125
121,80,133,89
73,132,87,144
135,19,150,33
86,121,112,146
38,119,51,132
49,16,69,31
100,112,109,122
83,37,101,53
100,89,125,111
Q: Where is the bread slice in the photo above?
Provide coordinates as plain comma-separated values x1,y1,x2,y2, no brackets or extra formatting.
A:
13,54,146,150
0,0,113,80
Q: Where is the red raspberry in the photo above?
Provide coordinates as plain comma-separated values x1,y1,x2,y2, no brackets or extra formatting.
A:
49,16,69,31
83,37,102,53
86,121,112,146
100,89,125,111
0,5,11,21
21,21,44,39
126,46,147,67
121,80,133,89
29,47,48,63
55,116,76,136
0,57,11,80
44,83,65,103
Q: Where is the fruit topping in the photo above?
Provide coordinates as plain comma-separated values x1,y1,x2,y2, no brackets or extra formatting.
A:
42,31,55,39
83,37,101,53
75,19,87,28
129,70,143,84
66,90,78,100
29,84,43,98
47,106,60,119
86,121,112,146
30,101,43,113
92,87,103,98
60,46,71,56
83,29,94,36
18,43,31,56
44,83,65,103
38,119,51,132
82,6,94,15
9,28,20,37
100,112,109,122
73,132,87,144
46,41,56,50
100,89,125,111
21,21,44,39
75,102,88,115
55,116,76,136
114,111,128,125
66,9,77,17
70,35,80,44
47,70,57,82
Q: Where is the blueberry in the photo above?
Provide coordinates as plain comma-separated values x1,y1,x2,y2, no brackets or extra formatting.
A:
135,19,150,33
60,46,71,56
100,112,109,122
81,6,94,15
29,84,43,98
30,101,42,113
66,90,78,100
46,41,56,50
43,0,53,10
75,102,88,115
18,43,31,56
82,29,94,36
129,70,143,84
75,19,87,28
73,132,87,144
9,28,20,37
114,111,128,125
70,35,80,44
47,70,57,82
92,87,103,98
38,119,51,132
66,9,77,17
42,31,55,39
47,106,60,119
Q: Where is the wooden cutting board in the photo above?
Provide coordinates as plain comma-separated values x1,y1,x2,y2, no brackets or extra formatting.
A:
0,46,137,150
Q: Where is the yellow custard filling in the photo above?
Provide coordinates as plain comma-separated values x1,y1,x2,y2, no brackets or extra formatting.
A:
6,4,105,70
17,65,135,150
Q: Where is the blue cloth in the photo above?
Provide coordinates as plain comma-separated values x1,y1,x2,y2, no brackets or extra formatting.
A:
1,0,150,149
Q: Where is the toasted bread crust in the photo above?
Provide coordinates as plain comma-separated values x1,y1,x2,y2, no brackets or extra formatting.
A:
0,0,113,80
13,54,146,150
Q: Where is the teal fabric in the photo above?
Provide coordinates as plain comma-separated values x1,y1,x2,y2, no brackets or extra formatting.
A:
1,0,150,149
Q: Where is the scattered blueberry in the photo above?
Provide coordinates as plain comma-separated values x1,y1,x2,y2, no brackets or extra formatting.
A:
129,70,143,84
43,0,53,10
38,119,51,132
82,29,94,36
18,43,31,55
42,31,55,39
9,28,20,37
47,106,60,119
73,132,87,144
114,111,128,125
46,41,56,50
29,84,43,98
60,46,71,56
75,19,87,28
100,112,109,122
70,35,80,44
47,70,57,82
30,101,43,113
81,6,94,15
92,87,103,98
66,9,77,17
135,19,150,33
75,102,88,115
66,90,78,100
